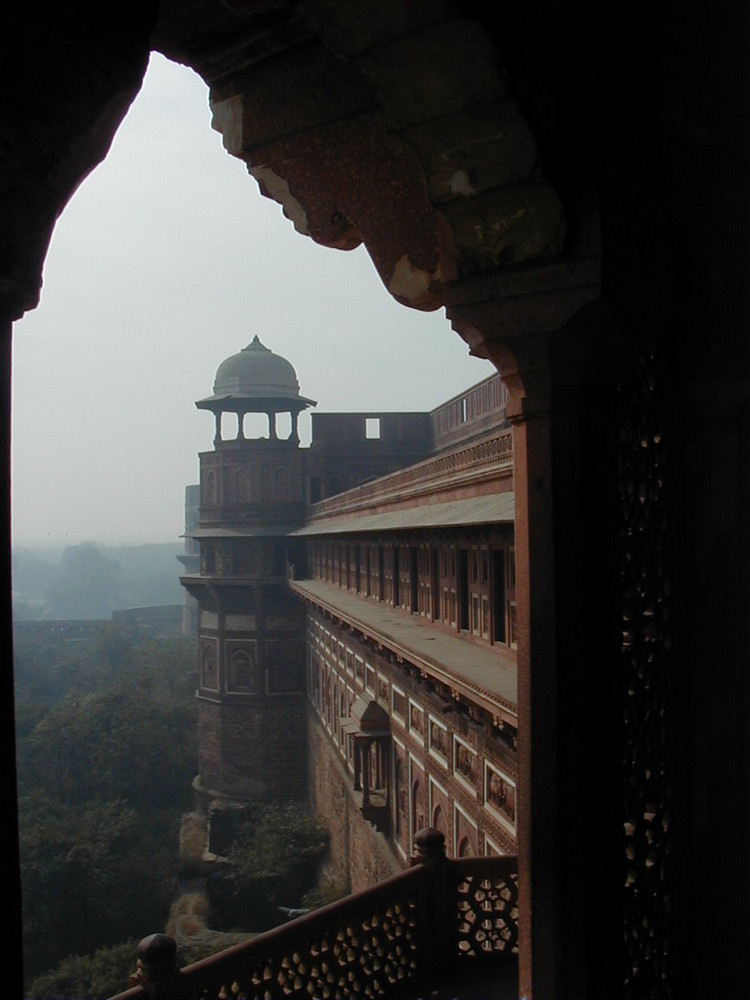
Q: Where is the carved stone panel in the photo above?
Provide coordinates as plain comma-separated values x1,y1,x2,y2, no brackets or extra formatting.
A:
483,761,516,837
225,639,258,693
200,637,219,691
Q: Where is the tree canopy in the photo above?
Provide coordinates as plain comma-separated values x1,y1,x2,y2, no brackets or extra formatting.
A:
13,541,185,620
16,632,197,991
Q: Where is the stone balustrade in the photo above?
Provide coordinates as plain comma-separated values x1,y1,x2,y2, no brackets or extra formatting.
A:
309,431,513,522
109,831,517,1000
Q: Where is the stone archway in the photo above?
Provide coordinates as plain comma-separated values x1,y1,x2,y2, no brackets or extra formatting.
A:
4,6,749,1000
0,9,600,999
3,3,582,323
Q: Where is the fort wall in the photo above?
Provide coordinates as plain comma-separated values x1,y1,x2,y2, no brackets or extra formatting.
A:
307,710,401,892
183,349,517,896
197,698,308,803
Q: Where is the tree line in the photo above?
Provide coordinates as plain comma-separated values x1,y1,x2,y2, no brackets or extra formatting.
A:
13,541,185,621
15,628,198,997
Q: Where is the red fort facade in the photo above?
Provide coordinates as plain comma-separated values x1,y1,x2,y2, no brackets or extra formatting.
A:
181,338,517,883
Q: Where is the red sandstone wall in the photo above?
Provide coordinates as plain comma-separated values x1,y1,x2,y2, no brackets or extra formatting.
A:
199,699,307,801
307,712,401,893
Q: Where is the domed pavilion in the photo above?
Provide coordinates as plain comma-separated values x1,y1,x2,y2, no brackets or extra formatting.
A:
196,335,316,444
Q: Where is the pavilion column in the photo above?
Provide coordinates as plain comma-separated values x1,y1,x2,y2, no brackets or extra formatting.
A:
447,267,626,1000
361,739,370,808
384,738,391,811
353,736,362,792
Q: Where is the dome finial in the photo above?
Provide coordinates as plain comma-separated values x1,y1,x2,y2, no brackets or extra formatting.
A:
243,335,269,353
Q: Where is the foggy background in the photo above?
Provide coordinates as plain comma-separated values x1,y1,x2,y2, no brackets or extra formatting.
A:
11,53,494,549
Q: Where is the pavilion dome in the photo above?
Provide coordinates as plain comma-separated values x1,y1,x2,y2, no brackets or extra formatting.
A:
197,336,316,411
215,336,299,398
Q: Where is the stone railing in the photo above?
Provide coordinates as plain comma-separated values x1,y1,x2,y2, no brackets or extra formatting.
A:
430,373,508,449
109,831,517,1000
453,855,519,960
309,430,514,522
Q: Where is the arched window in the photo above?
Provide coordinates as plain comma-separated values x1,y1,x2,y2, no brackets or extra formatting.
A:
411,778,424,838
395,759,405,835
458,835,474,858
432,803,447,838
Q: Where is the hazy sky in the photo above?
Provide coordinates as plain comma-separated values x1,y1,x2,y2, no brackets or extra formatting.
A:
11,54,494,548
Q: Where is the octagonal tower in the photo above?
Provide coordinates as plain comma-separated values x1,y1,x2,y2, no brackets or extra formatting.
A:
182,337,316,808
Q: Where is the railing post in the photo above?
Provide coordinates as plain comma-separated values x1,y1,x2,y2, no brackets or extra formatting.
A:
412,827,452,977
129,934,179,1000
